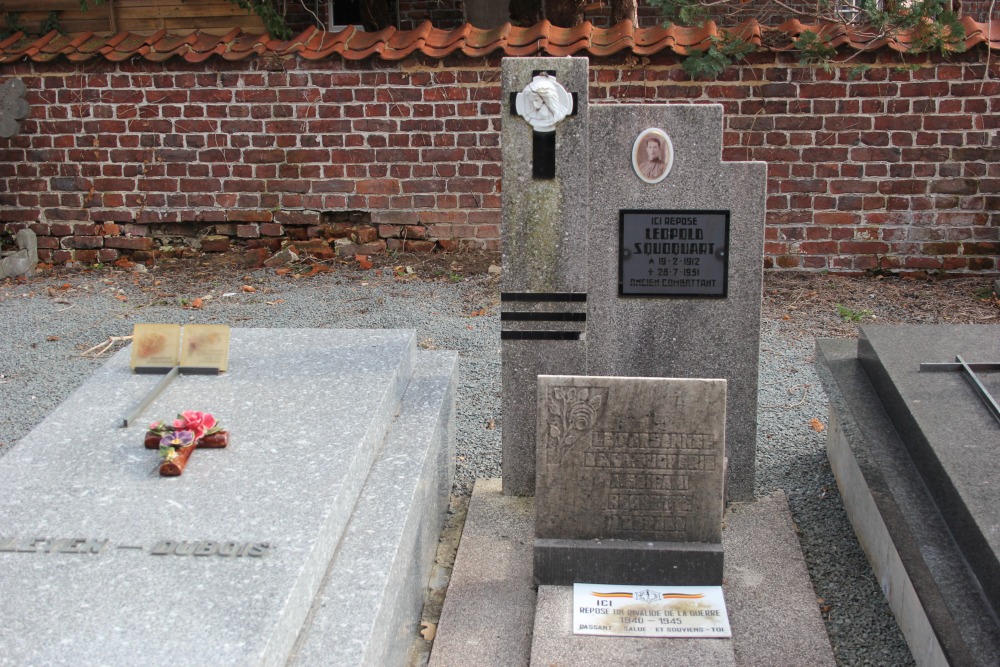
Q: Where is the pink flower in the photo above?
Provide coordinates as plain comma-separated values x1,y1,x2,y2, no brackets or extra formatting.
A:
173,411,216,441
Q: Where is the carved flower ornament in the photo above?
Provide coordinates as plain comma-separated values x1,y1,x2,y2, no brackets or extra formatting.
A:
546,387,608,465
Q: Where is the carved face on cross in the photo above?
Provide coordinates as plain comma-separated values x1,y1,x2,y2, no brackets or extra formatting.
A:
516,74,573,132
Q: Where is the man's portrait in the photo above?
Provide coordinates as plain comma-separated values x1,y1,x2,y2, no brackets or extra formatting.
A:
632,129,673,184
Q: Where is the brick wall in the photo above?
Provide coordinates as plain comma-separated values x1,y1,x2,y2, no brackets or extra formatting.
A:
0,48,998,273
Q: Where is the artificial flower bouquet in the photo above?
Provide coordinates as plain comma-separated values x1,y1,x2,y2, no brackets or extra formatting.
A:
144,410,228,476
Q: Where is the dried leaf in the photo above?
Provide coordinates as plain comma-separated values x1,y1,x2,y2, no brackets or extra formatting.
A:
275,268,292,276
781,314,792,320
265,299,285,306
242,285,256,293
356,254,373,270
469,307,489,317
46,335,59,342
306,263,333,276
190,297,204,309
485,419,496,430
420,621,436,641
809,417,825,432
114,294,128,302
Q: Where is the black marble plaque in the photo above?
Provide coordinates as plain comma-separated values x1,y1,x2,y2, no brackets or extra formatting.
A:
618,210,730,297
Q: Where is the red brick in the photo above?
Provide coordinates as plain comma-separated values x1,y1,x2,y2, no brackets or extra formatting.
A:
815,212,858,225
200,236,230,253
274,210,321,226
292,239,335,259
356,179,399,195
228,210,273,223
403,240,437,252
105,236,155,251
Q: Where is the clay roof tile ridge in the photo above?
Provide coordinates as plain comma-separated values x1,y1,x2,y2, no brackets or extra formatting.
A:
0,32,24,51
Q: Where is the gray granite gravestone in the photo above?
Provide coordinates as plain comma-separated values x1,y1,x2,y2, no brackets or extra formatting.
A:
500,57,765,502
0,329,457,666
585,104,766,503
500,57,590,496
0,78,29,139
816,325,1000,665
533,374,726,585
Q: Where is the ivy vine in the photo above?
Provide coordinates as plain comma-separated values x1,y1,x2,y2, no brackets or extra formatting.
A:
649,0,968,80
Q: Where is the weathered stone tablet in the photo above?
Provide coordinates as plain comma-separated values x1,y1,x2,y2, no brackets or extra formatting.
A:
534,374,726,585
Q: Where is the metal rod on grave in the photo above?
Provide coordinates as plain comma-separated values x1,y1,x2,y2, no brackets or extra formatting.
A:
920,356,1000,426
121,366,179,428
955,355,1000,425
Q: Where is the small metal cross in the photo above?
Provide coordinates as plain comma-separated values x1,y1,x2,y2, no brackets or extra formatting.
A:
919,355,1000,426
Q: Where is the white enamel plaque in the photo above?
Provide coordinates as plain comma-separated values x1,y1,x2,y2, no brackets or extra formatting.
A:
573,583,731,638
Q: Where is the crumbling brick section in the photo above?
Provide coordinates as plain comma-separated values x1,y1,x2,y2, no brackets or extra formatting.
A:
0,48,997,273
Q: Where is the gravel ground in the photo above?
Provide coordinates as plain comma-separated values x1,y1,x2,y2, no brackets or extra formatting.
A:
0,252,997,666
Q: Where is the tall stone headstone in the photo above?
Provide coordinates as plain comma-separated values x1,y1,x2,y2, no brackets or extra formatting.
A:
585,104,766,502
533,375,726,585
500,58,590,496
500,57,766,502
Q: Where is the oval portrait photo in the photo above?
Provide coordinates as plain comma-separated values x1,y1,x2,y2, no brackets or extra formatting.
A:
632,128,674,184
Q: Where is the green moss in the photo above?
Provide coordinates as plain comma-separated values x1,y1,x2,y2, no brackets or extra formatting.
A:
508,179,563,292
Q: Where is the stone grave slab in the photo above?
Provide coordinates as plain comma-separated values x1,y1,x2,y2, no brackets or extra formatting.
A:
290,349,457,666
0,329,457,667
816,325,1000,666
430,481,835,667
534,375,726,585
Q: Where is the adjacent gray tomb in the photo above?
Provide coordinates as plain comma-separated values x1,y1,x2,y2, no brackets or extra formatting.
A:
0,329,457,667
534,374,726,585
816,325,1000,666
500,57,766,502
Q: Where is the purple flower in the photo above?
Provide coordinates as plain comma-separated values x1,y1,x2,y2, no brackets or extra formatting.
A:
160,430,195,448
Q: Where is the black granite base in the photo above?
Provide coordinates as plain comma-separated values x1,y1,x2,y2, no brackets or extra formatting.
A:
816,327,1000,666
533,538,723,586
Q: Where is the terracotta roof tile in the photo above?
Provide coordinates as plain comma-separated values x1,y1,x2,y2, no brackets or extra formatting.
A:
298,28,353,60
0,19,996,65
462,22,509,56
967,17,1000,49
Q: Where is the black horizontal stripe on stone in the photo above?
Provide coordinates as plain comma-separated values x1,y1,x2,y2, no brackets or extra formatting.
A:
501,292,587,302
501,331,581,341
500,312,586,322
